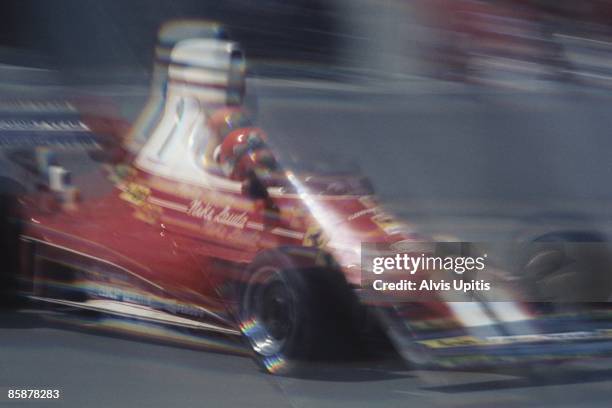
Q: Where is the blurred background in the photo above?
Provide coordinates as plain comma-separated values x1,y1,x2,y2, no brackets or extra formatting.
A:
4,0,612,83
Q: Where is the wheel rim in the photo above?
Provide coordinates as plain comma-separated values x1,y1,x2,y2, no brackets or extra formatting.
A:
241,267,295,357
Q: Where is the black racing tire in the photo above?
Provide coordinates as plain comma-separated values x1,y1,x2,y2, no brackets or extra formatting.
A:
238,251,360,375
0,177,25,308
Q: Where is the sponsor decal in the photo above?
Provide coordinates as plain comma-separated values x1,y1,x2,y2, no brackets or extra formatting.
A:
162,211,259,247
485,330,612,345
347,207,378,221
215,206,248,229
132,178,304,243
410,318,461,331
199,221,260,247
187,199,248,229
82,281,213,319
418,336,483,349
303,225,328,248
417,330,612,349
119,183,151,206
186,199,215,220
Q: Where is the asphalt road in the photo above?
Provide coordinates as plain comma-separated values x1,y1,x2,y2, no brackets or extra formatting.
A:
3,77,612,407
2,308,612,408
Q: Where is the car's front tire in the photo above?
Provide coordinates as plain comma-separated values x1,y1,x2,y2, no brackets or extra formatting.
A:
239,253,359,375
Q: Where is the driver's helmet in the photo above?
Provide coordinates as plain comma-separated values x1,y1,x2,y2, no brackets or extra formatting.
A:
213,127,279,180
207,107,252,144
202,108,253,166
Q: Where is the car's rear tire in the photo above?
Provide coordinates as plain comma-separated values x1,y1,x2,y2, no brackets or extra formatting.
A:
0,178,24,308
239,253,360,375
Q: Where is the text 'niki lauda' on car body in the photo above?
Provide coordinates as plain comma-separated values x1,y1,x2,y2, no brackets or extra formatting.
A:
2,19,612,376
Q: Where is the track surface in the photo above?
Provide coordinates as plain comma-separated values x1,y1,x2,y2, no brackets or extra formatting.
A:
2,309,612,408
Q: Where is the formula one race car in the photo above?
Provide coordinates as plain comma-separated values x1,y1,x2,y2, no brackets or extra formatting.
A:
2,20,612,375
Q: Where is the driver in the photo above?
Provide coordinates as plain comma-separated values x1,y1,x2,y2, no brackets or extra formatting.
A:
203,107,253,165
213,127,279,181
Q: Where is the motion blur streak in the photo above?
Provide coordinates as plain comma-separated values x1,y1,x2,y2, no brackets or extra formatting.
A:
47,314,249,356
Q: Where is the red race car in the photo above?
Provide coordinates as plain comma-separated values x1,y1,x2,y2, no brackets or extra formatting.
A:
2,20,612,375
